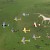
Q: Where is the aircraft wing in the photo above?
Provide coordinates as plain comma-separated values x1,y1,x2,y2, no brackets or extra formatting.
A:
2,22,6,28
23,28,26,33
32,34,36,40
14,17,17,21
21,37,25,44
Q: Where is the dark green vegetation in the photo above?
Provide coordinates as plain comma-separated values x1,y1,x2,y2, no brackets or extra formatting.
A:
0,0,50,50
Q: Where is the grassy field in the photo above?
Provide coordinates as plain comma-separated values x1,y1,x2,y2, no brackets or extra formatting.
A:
0,0,50,50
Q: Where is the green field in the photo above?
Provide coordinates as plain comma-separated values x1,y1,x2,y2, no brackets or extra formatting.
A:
0,0,50,50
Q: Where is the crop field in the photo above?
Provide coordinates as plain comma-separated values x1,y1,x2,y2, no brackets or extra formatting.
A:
0,0,50,50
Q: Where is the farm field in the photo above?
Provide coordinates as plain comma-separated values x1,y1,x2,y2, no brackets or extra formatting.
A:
0,0,50,50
